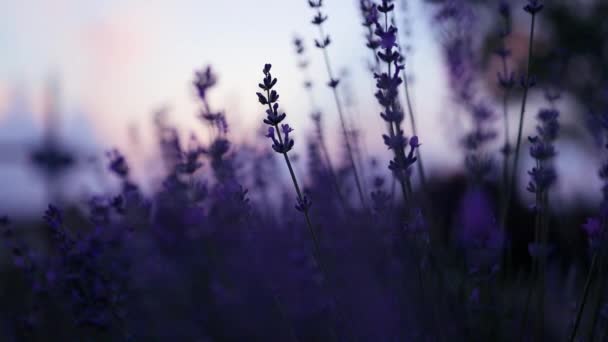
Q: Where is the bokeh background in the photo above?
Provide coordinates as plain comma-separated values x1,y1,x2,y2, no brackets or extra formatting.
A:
0,0,605,215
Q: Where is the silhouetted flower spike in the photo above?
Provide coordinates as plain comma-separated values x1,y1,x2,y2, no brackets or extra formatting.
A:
524,0,544,15
527,106,559,196
307,0,368,207
193,66,217,100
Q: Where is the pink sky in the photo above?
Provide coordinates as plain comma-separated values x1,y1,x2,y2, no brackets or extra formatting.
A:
1,0,600,213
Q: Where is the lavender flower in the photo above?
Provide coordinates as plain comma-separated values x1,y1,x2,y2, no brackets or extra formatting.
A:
503,0,543,230
370,1,420,201
526,108,560,196
256,63,311,213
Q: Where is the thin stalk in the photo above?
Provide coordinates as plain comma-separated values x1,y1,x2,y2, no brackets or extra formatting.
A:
519,159,542,341
316,24,367,208
536,188,550,340
272,293,300,342
275,126,341,340
319,134,349,211
345,107,369,199
499,45,511,218
264,88,344,340
381,11,409,203
501,12,538,237
391,5,428,189
389,120,410,202
302,73,348,211
401,65,427,189
569,252,599,342
381,8,439,340
366,24,400,205
518,259,538,342
587,246,607,341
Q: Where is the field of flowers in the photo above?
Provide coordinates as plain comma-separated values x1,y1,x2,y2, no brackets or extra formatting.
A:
2,0,608,340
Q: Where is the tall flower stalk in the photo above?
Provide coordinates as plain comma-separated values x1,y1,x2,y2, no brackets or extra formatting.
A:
524,107,559,340
373,0,420,204
256,64,342,339
360,0,381,73
256,63,316,253
307,0,367,208
495,1,515,211
501,0,543,234
569,122,608,341
395,0,427,189
293,37,348,211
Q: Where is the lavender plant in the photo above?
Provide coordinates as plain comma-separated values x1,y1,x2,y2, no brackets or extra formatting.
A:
256,63,346,338
496,0,515,204
372,0,420,204
2,0,608,340
521,106,559,340
502,0,543,229
395,0,427,189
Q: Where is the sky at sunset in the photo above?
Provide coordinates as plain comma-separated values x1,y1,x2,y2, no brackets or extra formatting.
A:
0,0,449,148
0,0,600,213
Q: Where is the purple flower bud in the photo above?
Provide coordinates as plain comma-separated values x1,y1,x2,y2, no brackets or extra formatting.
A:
281,124,293,135
409,136,420,148
263,64,272,75
265,127,275,139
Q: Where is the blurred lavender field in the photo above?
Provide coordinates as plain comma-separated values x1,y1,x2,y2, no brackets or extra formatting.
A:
1,0,608,341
